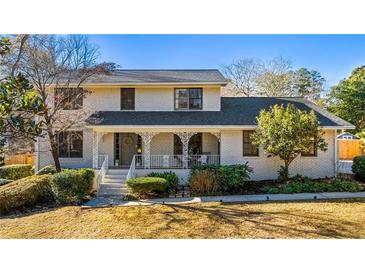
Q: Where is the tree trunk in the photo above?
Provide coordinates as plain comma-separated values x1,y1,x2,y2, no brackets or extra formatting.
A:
283,160,290,181
47,129,62,172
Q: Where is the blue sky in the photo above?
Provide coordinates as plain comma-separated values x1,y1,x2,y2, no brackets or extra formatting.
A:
89,35,365,88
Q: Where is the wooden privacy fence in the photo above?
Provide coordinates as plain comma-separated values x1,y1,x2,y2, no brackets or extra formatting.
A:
338,139,364,160
4,153,35,166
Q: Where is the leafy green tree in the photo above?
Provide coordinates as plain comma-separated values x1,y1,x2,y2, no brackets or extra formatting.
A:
327,66,365,132
251,103,328,180
0,37,46,158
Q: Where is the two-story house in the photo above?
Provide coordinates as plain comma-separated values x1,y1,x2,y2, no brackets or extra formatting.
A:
35,69,354,195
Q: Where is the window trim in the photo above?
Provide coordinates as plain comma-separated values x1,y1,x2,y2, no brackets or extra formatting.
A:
301,141,318,157
120,88,135,111
174,88,203,110
57,130,83,158
242,130,259,157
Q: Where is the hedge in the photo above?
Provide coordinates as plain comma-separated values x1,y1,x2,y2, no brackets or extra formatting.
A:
126,177,168,198
147,171,179,193
353,156,365,182
50,168,94,204
0,164,33,180
0,175,53,214
261,178,364,194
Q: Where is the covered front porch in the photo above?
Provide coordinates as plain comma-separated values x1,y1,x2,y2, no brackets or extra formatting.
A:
92,130,221,170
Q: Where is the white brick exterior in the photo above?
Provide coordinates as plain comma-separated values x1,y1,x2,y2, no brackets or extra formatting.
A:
82,85,221,111
220,129,336,180
35,84,339,182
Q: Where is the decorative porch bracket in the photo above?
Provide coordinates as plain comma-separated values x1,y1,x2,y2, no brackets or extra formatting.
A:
175,132,197,169
210,132,221,142
136,132,158,169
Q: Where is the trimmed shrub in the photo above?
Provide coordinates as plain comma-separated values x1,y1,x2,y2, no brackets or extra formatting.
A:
260,186,280,194
0,178,13,187
260,178,363,194
189,169,219,196
36,165,58,175
0,175,53,214
353,156,365,182
126,177,168,198
147,171,179,193
189,164,253,194
50,168,94,204
0,164,33,180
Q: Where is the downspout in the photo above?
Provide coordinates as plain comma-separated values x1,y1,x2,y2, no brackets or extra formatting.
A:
334,129,338,177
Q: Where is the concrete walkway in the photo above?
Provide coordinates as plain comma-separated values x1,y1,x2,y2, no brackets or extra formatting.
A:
82,191,365,208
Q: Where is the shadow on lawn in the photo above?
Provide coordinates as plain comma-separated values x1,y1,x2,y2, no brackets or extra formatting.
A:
163,200,365,239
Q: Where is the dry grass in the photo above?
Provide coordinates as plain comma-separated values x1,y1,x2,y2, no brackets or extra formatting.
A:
1,199,365,239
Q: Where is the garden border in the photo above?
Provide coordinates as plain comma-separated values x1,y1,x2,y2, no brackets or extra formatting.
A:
82,191,365,208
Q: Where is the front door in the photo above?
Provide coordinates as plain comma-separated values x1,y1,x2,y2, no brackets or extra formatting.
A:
114,133,137,167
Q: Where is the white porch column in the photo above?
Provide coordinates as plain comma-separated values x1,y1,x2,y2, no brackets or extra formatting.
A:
176,132,197,169
137,132,157,169
92,131,100,168
92,131,105,168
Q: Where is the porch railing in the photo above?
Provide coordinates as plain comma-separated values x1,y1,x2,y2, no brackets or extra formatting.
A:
134,154,220,169
126,155,136,181
95,154,108,192
97,154,108,169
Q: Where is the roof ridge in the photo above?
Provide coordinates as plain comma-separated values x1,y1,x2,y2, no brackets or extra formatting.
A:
114,69,221,72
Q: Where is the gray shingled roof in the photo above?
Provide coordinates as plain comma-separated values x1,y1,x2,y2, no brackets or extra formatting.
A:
77,69,228,84
86,97,354,128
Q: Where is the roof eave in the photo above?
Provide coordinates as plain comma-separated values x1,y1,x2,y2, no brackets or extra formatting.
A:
85,124,355,129
49,82,228,87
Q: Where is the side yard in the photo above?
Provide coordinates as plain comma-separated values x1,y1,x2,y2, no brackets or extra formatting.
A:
1,199,365,239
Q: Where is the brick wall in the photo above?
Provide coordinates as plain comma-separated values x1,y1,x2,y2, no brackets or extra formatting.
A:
220,129,335,181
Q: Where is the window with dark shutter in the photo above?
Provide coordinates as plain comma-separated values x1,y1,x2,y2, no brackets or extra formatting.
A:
58,131,83,158
121,88,135,110
175,88,202,110
243,130,259,156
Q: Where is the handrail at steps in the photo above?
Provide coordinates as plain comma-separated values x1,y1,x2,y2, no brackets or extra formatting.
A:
126,155,136,181
96,154,108,192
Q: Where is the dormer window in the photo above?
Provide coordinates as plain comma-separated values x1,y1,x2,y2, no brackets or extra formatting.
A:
175,88,202,110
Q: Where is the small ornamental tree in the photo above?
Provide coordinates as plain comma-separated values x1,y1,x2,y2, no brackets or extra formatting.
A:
251,103,328,180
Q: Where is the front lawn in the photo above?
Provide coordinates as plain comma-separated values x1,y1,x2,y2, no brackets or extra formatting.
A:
1,199,365,238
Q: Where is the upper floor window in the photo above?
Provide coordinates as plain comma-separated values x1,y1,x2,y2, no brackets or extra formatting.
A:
243,130,259,156
121,88,135,110
55,88,83,110
301,140,317,157
58,131,83,158
175,88,202,110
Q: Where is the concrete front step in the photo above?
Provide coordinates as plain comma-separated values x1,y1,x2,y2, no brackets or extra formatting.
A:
103,178,126,184
100,182,127,188
107,169,129,175
104,174,127,180
97,182,128,197
97,169,129,197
